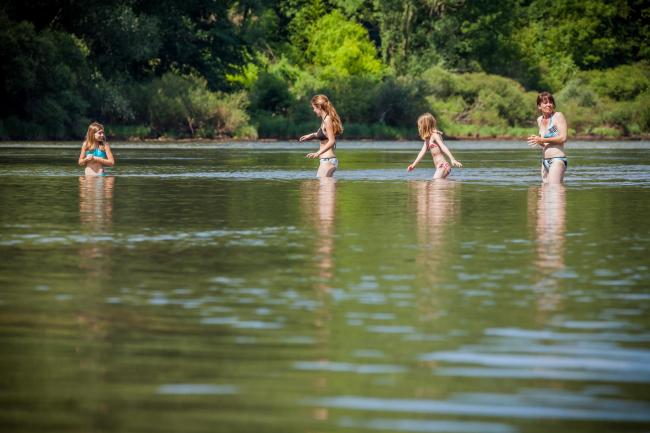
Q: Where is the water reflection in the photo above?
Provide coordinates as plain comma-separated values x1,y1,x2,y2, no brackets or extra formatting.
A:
301,178,337,292
528,184,566,314
412,180,460,250
410,180,460,321
300,178,337,422
76,177,116,390
78,176,115,297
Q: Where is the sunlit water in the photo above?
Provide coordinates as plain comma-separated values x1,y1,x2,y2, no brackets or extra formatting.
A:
1,141,649,433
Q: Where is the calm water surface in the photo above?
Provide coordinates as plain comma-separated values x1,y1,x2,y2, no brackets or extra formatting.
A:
1,141,649,433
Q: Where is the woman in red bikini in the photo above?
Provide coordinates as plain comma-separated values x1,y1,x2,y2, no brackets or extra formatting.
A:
407,113,462,179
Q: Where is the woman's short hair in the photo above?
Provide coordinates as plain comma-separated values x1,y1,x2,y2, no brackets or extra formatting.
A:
537,91,555,106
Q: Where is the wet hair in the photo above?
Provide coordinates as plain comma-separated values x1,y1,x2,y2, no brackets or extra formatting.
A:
417,113,443,140
84,122,104,150
311,94,343,135
536,91,556,107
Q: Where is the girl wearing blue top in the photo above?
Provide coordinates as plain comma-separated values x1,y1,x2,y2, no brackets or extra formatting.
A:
527,92,568,184
78,122,114,176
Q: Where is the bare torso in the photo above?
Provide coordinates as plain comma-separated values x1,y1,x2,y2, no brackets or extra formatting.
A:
84,160,104,176
318,138,336,159
428,136,447,166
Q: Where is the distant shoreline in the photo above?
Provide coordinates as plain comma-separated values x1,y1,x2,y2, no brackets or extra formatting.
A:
2,136,650,148
122,135,650,142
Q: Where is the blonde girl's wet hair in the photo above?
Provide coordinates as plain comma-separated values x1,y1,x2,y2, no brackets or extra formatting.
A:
84,122,104,151
417,113,443,140
311,94,343,135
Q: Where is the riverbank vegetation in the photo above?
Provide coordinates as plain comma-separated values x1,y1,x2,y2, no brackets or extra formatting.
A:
1,0,648,140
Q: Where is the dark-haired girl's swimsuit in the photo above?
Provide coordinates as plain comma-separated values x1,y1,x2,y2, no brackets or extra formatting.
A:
541,114,568,171
315,116,338,168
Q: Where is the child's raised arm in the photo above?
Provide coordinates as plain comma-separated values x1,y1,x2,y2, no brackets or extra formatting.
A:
407,141,429,171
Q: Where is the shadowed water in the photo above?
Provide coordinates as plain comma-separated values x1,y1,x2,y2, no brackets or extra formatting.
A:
1,141,649,433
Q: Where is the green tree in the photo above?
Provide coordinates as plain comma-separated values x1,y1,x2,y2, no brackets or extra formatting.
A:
306,10,383,80
0,11,90,139
515,0,650,90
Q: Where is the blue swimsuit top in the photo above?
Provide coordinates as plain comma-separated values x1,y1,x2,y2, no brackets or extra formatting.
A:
543,114,559,138
86,146,107,158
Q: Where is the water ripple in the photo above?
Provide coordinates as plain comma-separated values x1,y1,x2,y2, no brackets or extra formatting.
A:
338,416,517,433
306,393,650,422
294,361,406,374
157,384,238,395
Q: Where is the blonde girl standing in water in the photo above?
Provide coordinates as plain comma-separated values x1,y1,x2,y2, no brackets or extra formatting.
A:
407,113,462,179
78,122,114,176
299,94,344,178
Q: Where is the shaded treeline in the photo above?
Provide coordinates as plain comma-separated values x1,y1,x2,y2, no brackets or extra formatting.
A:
1,0,648,140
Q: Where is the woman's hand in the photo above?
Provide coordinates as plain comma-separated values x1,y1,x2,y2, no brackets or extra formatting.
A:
299,134,313,142
407,164,415,172
527,135,544,148
451,159,462,168
306,152,319,159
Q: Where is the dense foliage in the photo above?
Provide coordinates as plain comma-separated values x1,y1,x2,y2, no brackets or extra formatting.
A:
1,0,648,140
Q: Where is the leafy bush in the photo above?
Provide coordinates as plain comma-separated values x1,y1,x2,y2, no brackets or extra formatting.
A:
633,92,650,131
582,63,650,101
590,126,620,137
371,76,430,127
249,71,293,115
142,73,254,138
420,68,537,130
556,77,600,107
559,101,594,135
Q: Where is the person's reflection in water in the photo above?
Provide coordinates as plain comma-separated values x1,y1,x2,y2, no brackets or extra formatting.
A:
528,184,566,316
79,176,114,233
77,176,116,420
300,178,336,422
302,178,337,293
78,176,115,330
410,180,460,321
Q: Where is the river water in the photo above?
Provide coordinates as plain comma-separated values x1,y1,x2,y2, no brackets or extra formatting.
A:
1,140,649,433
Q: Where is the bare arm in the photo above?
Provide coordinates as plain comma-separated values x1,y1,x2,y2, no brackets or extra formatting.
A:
78,142,91,166
96,143,115,166
407,141,429,171
299,132,317,142
433,133,462,167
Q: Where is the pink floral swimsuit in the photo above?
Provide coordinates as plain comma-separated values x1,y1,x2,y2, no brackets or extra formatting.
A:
428,139,451,177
